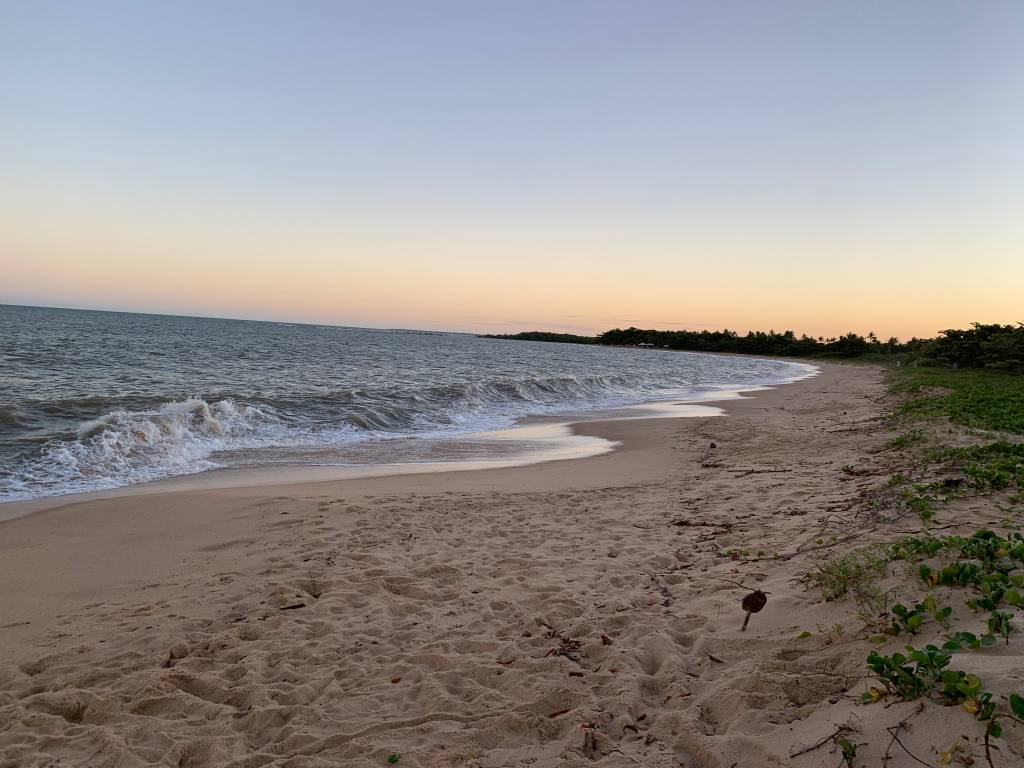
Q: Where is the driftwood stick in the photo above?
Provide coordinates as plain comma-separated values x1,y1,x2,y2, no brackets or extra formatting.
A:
884,724,933,768
788,724,853,758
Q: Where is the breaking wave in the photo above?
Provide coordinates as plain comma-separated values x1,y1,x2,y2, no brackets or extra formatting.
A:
0,310,818,503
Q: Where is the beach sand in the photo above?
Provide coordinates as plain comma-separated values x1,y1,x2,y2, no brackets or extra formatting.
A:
2,362,1017,767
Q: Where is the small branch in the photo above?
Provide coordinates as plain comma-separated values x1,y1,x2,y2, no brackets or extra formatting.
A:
884,724,934,768
789,724,853,758
730,468,794,477
984,713,1024,768
707,575,761,591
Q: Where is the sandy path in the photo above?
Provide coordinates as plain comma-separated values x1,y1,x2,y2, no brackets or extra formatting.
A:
0,363,897,767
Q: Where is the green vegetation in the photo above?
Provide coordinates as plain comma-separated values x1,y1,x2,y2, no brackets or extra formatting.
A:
884,430,926,450
809,360,1024,760
804,546,887,612
864,641,1022,751
882,365,1024,526
891,367,1024,434
947,443,1024,491
482,331,596,344
865,644,954,701
598,327,886,357
858,529,1024,756
889,596,952,636
894,531,1024,631
926,324,1024,371
836,737,858,767
486,322,1024,371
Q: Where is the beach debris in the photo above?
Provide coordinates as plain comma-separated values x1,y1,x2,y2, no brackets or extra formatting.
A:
709,442,716,449
601,633,613,645
741,590,768,630
280,601,306,610
670,518,731,529
545,633,585,663
788,724,856,758
707,653,724,664
670,518,733,544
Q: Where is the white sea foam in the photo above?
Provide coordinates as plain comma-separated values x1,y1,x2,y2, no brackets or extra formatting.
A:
0,323,818,504
1,399,359,501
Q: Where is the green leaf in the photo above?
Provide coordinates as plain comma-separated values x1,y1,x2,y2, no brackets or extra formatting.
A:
797,631,812,639
981,634,997,646
1011,693,1024,719
388,755,400,764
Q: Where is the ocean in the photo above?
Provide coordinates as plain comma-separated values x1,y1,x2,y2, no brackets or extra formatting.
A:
0,304,815,502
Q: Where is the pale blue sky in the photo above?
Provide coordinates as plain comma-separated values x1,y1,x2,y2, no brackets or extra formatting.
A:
3,1,1023,337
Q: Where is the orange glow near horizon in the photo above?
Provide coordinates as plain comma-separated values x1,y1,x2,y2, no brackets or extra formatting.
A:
3,206,1021,340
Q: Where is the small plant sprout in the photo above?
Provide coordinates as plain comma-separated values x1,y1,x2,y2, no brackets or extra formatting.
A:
987,610,1014,644
836,737,858,767
936,736,968,766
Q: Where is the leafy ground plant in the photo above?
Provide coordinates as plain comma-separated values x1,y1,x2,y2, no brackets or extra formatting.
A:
889,368,1024,435
865,644,951,701
933,442,1024,493
864,645,997,723
889,595,952,636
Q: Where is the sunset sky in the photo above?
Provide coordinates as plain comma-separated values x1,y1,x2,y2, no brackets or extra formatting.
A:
3,1,1022,340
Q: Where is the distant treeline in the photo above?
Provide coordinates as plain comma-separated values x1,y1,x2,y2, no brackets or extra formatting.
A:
483,323,1024,372
486,331,598,345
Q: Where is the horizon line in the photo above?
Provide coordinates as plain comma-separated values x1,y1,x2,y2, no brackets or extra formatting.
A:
0,300,953,342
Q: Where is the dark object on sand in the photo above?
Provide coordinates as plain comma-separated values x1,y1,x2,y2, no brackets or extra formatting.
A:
741,590,768,631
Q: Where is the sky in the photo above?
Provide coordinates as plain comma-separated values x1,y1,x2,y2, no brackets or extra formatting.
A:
2,1,1022,340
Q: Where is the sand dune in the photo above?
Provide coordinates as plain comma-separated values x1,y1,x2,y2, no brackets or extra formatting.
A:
6,363,1012,767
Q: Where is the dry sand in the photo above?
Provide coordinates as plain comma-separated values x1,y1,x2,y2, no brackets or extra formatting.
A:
2,362,1019,767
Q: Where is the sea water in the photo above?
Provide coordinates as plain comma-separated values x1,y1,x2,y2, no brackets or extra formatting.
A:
0,305,815,502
